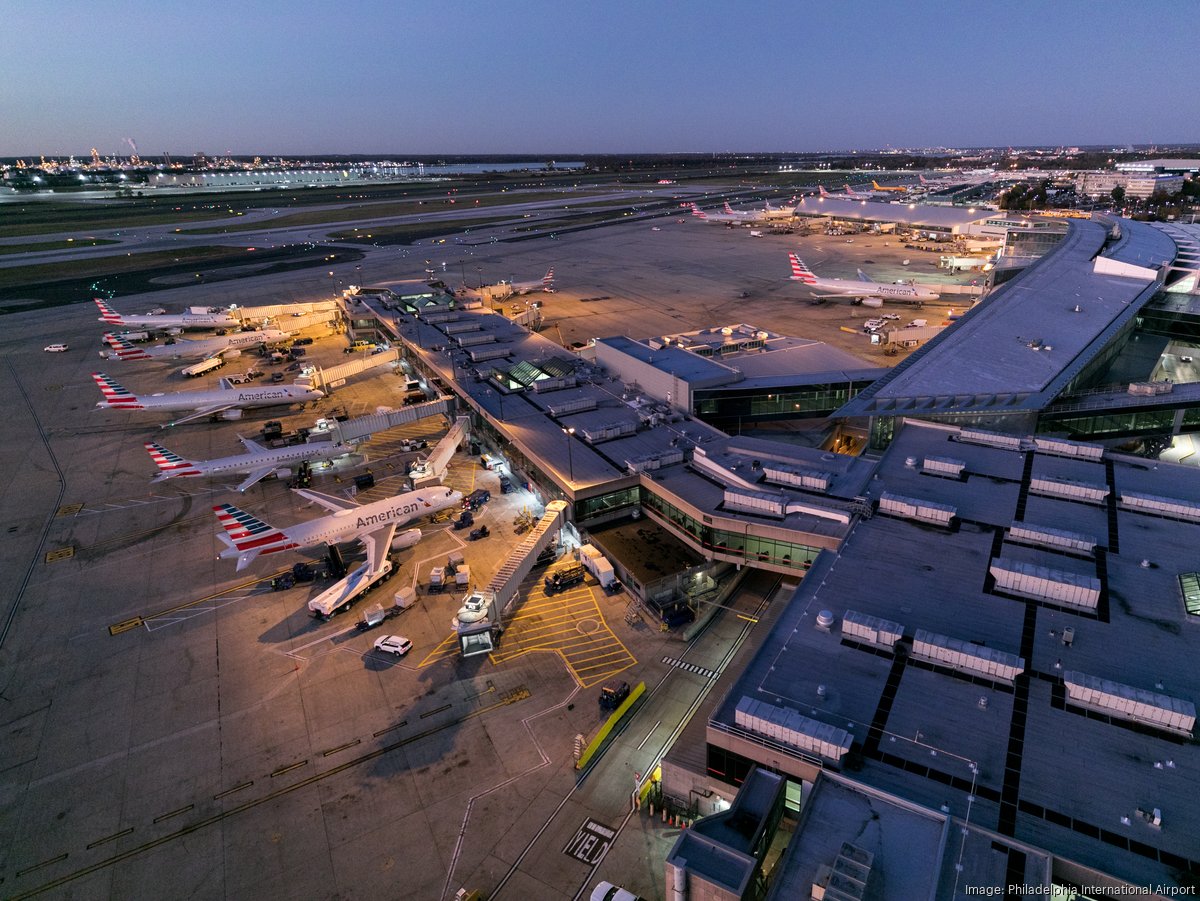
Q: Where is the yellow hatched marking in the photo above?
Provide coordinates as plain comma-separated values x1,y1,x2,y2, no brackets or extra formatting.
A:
419,632,462,667
44,547,75,563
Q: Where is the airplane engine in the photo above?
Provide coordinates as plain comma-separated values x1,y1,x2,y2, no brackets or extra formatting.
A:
223,348,241,359
220,409,245,420
390,528,423,551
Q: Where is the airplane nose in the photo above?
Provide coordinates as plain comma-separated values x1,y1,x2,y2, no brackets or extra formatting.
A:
310,389,325,398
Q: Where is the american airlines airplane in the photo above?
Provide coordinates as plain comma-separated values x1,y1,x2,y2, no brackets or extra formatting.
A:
690,203,751,224
788,254,940,304
458,268,554,299
145,437,357,492
95,298,242,330
92,372,323,425
213,485,464,572
100,328,290,362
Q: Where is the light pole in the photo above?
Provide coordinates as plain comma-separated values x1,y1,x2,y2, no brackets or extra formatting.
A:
562,426,575,484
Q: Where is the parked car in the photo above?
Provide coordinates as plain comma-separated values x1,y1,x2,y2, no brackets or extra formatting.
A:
373,635,412,657
598,681,631,710
44,344,69,353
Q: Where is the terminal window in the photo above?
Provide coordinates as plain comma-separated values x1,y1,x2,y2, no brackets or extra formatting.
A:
1178,572,1200,617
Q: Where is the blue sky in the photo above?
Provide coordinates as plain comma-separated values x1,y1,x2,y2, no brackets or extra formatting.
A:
1,0,1192,156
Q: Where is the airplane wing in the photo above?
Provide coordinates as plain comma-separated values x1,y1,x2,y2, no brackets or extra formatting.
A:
238,435,267,453
218,377,233,390
856,269,873,282
294,487,360,512
361,523,398,574
811,291,878,300
236,465,280,493
161,403,237,427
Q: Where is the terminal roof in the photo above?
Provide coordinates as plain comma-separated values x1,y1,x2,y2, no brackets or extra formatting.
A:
836,219,1177,418
711,420,1200,888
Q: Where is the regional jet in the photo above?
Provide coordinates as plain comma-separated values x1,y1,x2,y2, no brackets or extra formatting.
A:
95,298,242,330
457,268,554,299
787,254,940,304
872,180,909,193
92,372,323,426
213,485,464,571
145,437,357,492
100,328,290,362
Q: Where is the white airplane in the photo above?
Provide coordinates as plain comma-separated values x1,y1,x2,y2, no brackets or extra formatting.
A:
458,268,554,298
788,254,940,304
690,202,751,225
213,484,464,571
92,372,323,426
100,328,290,362
145,437,357,492
95,298,242,330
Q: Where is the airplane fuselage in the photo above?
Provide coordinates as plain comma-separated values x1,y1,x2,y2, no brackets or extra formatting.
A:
812,278,940,301
169,442,352,479
107,329,289,361
285,489,462,549
104,313,241,329
109,384,322,412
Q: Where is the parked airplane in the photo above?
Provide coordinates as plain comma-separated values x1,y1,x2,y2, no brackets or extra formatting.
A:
458,268,554,299
146,437,357,492
213,484,464,571
95,298,242,330
787,254,940,304
690,203,750,225
872,180,909,193
92,372,323,426
100,327,290,362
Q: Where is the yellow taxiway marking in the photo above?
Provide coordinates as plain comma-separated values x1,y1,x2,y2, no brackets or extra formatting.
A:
490,586,636,688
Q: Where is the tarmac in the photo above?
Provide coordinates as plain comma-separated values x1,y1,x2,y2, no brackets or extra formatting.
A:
0,182,980,900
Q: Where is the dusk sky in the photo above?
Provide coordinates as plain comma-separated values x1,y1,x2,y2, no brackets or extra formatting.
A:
2,0,1193,157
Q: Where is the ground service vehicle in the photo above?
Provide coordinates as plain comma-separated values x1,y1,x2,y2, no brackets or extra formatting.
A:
545,561,586,593
463,488,491,511
182,357,225,377
357,588,416,631
308,558,395,619
598,681,631,710
44,344,69,353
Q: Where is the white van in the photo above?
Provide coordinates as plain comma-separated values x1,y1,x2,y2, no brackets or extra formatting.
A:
44,343,69,353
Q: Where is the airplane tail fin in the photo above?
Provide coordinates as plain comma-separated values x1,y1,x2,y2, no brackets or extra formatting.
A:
212,503,295,571
872,181,883,190
818,185,829,197
543,268,554,290
723,202,735,215
95,298,124,324
145,441,202,481
844,184,857,196
690,203,706,218
919,174,929,186
102,332,152,360
788,253,818,284
92,372,143,409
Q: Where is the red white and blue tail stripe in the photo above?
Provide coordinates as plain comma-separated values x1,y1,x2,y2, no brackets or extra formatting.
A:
690,203,707,219
103,333,152,360
213,503,297,570
95,299,124,324
92,372,143,408
543,268,555,290
788,253,818,284
723,202,736,214
145,442,202,480
818,185,830,197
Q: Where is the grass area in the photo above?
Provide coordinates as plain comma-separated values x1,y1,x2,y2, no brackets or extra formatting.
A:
0,238,118,255
178,188,615,235
0,246,261,290
328,214,520,245
0,204,235,239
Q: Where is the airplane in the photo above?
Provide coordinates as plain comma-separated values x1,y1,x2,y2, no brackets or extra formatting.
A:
457,268,554,299
690,203,752,225
95,298,242,330
723,200,797,222
787,253,940,304
92,372,323,426
213,484,464,571
145,436,358,492
872,180,909,193
100,327,290,362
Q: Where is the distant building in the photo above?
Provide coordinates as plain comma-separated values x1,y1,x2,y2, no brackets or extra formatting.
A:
1076,171,1183,199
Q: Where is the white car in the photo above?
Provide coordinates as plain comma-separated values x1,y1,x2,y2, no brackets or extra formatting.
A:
373,635,412,657
590,883,641,901
44,344,69,353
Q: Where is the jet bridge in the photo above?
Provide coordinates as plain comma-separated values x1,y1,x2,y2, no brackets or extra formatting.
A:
329,398,456,444
456,500,568,658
